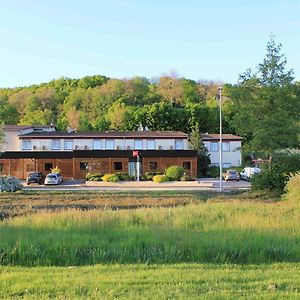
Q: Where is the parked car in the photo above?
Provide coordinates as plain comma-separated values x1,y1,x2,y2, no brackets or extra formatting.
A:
44,173,63,185
26,172,45,185
240,167,261,181
223,170,240,182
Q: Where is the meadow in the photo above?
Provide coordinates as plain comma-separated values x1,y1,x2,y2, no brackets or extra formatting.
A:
1,190,300,299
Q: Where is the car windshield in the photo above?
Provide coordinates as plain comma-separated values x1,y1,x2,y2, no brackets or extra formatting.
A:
29,173,39,177
47,175,57,179
228,171,237,175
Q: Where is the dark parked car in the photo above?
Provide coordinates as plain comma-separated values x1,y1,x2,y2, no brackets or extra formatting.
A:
26,172,45,185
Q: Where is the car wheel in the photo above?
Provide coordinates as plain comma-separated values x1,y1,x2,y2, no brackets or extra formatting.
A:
26,182,30,185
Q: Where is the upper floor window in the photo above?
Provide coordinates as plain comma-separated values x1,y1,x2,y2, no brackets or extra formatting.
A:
93,140,102,150
222,142,230,152
51,139,61,150
22,140,32,150
175,139,184,150
105,140,115,150
64,140,73,150
134,139,143,150
210,142,218,152
147,140,155,150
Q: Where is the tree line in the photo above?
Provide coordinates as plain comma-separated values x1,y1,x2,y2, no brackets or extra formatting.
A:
0,38,299,157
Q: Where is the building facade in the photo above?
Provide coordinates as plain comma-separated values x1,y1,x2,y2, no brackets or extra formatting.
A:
0,126,198,179
202,134,242,168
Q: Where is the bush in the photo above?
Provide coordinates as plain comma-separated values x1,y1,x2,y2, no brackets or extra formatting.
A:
251,153,300,193
102,173,119,183
165,166,184,181
0,176,23,192
85,173,103,181
115,172,131,181
207,166,220,178
153,175,169,183
284,172,300,204
142,172,164,181
51,166,61,174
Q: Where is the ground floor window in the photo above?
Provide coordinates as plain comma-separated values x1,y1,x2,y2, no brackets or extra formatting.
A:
0,163,3,172
148,161,158,171
223,163,231,168
183,161,191,170
45,163,53,172
114,162,123,171
80,162,89,171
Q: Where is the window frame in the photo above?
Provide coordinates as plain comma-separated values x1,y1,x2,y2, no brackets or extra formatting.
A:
22,140,32,150
183,161,191,170
146,139,155,150
148,161,158,171
113,161,123,171
222,142,230,152
134,139,143,150
80,162,89,171
210,142,218,152
44,163,53,172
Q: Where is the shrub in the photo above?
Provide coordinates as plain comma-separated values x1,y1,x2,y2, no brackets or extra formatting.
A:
0,176,23,192
85,173,103,181
284,172,300,204
115,172,131,181
143,172,163,181
251,153,300,193
153,175,169,183
207,166,220,178
102,173,119,183
165,166,184,181
51,166,61,174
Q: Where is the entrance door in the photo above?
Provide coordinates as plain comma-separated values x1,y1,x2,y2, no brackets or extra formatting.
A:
128,161,143,179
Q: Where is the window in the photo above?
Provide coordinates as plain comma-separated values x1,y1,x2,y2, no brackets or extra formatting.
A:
148,161,158,171
80,162,89,171
175,139,184,150
183,161,191,170
105,140,115,150
114,162,123,171
22,140,31,150
134,139,143,150
51,139,61,150
147,140,155,150
210,142,218,152
0,163,3,172
93,140,102,150
64,140,73,150
222,142,230,152
44,163,53,172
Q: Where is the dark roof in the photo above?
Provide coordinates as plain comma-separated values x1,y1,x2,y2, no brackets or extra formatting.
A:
201,134,242,141
4,125,54,131
19,131,188,139
0,150,197,159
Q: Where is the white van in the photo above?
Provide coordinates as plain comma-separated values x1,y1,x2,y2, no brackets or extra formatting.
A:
240,167,261,181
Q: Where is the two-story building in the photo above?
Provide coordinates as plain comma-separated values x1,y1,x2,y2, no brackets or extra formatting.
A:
0,125,198,179
202,133,242,168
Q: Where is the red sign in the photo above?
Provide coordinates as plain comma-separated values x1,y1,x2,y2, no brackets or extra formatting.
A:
132,151,139,157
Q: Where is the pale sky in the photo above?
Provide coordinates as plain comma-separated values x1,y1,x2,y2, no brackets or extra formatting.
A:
0,0,299,88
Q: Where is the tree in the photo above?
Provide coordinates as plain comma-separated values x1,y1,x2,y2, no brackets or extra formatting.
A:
189,123,210,176
227,38,300,160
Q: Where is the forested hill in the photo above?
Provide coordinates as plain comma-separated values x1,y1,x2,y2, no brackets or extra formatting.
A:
0,75,229,134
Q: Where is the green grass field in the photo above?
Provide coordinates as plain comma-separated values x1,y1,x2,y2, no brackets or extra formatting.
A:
1,190,299,298
1,263,300,299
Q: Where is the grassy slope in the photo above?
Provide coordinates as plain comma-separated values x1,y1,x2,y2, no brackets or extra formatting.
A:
1,264,300,299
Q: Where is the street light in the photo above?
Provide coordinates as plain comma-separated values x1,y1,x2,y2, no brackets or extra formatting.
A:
218,86,223,192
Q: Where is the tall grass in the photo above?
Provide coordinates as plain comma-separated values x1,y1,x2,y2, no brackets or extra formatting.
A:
1,201,299,266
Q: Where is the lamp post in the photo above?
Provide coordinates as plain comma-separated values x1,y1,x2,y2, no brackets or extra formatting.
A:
218,87,223,192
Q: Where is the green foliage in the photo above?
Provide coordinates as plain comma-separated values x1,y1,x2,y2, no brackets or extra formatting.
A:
143,172,164,181
85,173,103,181
207,166,220,178
114,172,131,181
284,172,300,204
153,174,169,183
165,165,185,181
252,153,300,193
101,173,119,183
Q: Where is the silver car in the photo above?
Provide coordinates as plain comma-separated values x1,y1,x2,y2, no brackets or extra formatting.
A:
223,170,240,182
44,173,63,185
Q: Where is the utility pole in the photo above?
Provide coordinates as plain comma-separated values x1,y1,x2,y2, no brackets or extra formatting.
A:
218,87,223,192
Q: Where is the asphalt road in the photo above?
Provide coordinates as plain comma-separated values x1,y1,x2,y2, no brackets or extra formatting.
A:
22,179,251,192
